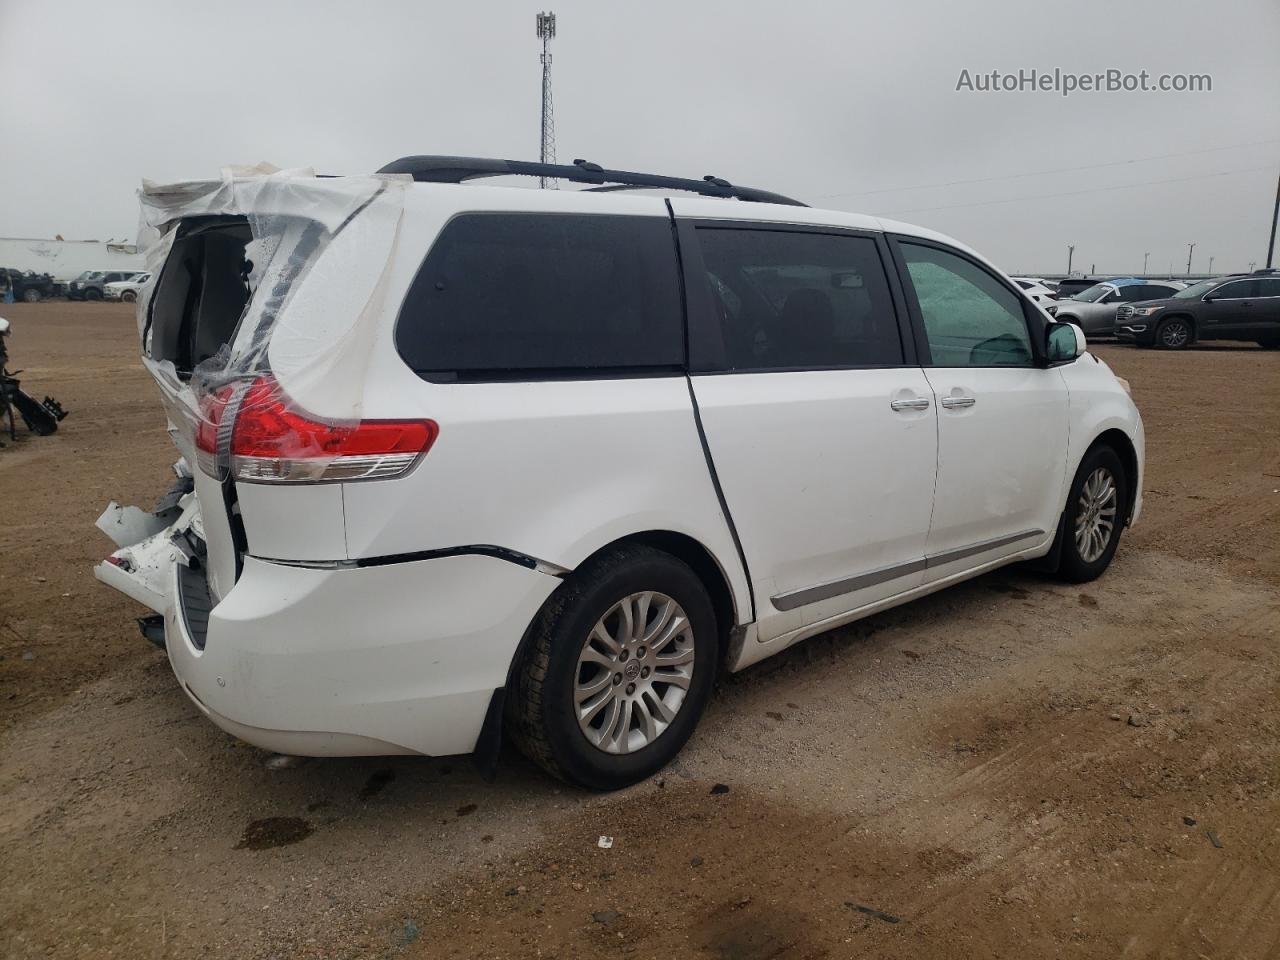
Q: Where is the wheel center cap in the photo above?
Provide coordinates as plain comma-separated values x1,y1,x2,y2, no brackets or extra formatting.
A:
624,660,641,681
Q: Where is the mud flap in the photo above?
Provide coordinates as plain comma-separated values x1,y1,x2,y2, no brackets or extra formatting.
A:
471,688,505,782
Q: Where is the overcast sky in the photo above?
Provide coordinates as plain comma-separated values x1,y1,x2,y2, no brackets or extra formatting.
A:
2,0,1277,274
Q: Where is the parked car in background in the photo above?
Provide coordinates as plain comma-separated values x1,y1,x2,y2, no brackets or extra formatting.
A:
1011,277,1058,305
0,267,59,303
67,269,142,301
1116,270,1280,349
95,159,1144,790
104,273,152,302
1048,278,1186,337
1053,277,1100,299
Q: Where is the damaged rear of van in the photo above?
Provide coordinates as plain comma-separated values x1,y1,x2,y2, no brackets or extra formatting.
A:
94,168,574,759
94,165,747,778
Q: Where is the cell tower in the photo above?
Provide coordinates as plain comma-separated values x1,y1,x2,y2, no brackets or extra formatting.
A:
536,11,557,189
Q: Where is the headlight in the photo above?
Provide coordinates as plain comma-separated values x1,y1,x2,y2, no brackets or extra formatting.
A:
1046,304,1058,315
1131,306,1163,316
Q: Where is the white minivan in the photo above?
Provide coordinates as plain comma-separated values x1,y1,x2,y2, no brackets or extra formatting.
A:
96,158,1143,790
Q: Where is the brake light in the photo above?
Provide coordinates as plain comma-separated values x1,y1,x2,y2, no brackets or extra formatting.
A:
195,375,437,483
194,383,236,478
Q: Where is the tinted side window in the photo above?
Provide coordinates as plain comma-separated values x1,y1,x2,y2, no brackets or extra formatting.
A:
396,214,683,379
1215,280,1258,299
1143,284,1178,299
900,243,1033,367
692,228,903,371
1115,285,1149,302
1256,279,1280,298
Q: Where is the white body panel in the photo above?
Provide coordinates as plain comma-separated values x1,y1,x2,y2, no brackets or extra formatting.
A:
920,366,1069,577
165,554,560,757
688,369,937,640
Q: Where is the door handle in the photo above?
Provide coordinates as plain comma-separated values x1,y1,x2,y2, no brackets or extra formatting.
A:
890,397,931,411
940,396,976,409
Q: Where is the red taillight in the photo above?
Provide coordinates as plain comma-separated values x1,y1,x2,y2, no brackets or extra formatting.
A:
195,374,437,483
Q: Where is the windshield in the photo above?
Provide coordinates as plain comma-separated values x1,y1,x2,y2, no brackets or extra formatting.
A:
1071,284,1112,302
1173,279,1219,299
75,270,99,281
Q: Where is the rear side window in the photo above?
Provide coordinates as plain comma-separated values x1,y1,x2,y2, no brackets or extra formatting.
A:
1214,279,1258,299
396,214,683,380
692,228,904,371
900,242,1033,367
1114,285,1149,302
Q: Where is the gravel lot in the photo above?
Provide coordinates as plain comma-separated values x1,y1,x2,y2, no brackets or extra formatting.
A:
2,303,1277,959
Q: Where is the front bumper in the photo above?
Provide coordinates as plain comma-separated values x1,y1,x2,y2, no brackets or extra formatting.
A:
1116,324,1155,344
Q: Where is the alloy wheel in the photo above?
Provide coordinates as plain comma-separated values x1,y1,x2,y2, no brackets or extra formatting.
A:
1160,320,1189,348
573,591,695,755
1075,466,1118,563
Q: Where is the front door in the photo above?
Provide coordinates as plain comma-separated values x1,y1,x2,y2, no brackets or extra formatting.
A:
893,239,1069,582
676,216,938,639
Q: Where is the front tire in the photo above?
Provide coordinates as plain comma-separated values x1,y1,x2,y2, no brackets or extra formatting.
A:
1155,316,1192,349
1057,445,1128,583
506,544,718,790
21,288,41,303
85,288,103,301
121,290,137,303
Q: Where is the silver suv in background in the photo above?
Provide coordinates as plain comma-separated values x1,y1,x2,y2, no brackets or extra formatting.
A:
1048,278,1186,337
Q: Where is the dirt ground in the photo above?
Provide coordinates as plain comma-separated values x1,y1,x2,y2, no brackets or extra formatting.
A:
1,302,1278,960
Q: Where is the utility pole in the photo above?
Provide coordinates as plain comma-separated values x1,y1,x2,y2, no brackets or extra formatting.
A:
1208,256,1214,274
1186,242,1195,276
536,11,557,189
1268,167,1280,269
1143,251,1150,275
1066,244,1075,276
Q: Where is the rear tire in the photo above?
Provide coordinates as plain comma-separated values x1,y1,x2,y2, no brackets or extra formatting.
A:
1056,445,1128,583
506,544,718,790
1155,316,1192,349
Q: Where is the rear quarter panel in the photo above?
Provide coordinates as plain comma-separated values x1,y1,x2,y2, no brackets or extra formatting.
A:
335,186,753,625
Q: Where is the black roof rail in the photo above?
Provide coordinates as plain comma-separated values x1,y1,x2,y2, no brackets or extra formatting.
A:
375,155,807,207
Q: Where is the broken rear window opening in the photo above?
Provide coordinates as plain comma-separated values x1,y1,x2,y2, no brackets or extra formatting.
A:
145,216,253,377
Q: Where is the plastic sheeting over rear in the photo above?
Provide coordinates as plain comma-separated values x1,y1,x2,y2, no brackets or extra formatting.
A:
134,164,411,467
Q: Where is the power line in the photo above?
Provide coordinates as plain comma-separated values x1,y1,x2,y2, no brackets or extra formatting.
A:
814,139,1280,201
880,165,1273,216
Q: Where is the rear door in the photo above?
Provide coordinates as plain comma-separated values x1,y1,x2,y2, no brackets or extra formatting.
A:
1200,279,1258,337
678,218,938,639
1252,278,1280,338
890,238,1068,581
